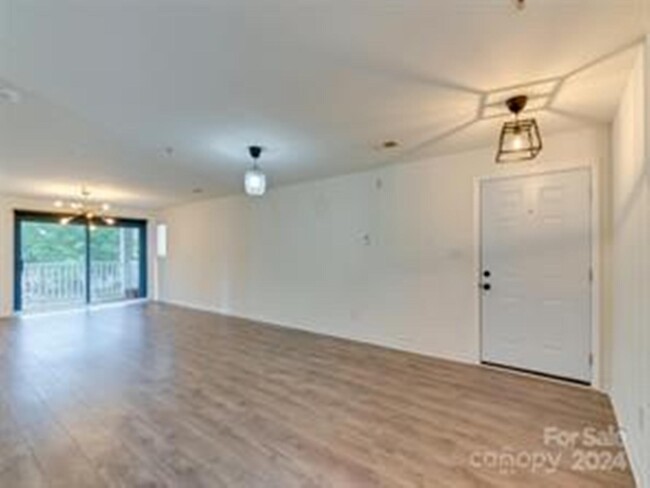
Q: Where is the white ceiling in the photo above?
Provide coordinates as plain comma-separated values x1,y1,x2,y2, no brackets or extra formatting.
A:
1,0,648,208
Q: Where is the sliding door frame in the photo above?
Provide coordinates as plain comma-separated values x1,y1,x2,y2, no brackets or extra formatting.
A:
14,210,148,312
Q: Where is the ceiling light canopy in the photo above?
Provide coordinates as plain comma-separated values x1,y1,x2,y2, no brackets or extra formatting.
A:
495,95,543,163
244,145,266,197
513,0,526,11
54,187,115,228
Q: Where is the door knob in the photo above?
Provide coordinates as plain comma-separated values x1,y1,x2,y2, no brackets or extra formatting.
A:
483,270,491,278
482,283,491,291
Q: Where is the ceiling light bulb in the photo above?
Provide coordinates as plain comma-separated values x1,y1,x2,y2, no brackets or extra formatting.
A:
511,133,525,151
54,200,64,208
245,168,266,196
104,217,116,225
101,203,110,211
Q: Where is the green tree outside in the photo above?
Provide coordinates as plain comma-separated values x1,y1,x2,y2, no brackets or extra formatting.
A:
21,222,129,262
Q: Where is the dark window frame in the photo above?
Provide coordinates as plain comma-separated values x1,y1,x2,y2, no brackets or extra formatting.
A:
14,210,148,311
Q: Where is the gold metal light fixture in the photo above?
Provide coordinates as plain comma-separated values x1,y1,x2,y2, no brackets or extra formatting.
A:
54,187,115,228
495,95,542,163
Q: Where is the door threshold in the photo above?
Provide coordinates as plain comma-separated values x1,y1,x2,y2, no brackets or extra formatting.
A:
481,360,592,387
14,299,149,318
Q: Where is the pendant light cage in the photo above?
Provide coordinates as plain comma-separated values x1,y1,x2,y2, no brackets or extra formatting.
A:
495,95,543,163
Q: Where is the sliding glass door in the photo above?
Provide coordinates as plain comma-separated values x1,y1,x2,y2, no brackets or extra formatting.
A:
16,218,87,311
90,225,145,303
15,211,147,312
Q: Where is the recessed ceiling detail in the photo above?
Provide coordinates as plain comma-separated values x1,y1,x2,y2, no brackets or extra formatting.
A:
482,79,560,119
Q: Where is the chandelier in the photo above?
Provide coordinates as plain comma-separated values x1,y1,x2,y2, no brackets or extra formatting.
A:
54,187,115,228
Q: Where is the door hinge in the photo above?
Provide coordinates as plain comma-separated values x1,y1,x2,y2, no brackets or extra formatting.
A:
589,267,594,283
589,353,594,368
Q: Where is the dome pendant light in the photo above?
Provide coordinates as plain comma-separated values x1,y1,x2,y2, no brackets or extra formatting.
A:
244,145,266,197
495,95,543,163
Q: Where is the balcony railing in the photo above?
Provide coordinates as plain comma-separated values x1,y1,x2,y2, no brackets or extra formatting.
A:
21,260,141,311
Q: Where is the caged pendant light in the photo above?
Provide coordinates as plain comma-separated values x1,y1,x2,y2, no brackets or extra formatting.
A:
495,95,543,163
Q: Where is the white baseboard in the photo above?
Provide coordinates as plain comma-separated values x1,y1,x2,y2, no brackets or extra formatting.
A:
157,298,477,366
610,393,644,487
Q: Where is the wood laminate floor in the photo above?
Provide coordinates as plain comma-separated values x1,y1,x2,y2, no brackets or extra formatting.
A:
0,303,635,487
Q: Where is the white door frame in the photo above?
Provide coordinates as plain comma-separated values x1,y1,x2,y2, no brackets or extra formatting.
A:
474,165,601,388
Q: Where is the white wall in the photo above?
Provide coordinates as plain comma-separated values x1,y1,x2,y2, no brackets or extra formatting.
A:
610,39,650,487
159,127,607,366
0,195,159,317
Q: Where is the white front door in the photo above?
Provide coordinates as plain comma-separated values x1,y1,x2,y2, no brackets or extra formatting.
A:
480,169,592,382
